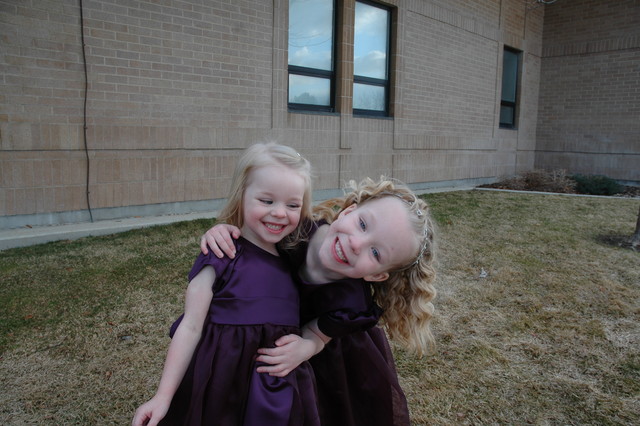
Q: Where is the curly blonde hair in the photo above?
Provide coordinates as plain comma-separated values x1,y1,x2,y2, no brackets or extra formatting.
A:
313,177,437,356
217,142,313,250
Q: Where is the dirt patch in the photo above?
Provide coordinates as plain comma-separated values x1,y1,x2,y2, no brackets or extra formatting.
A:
617,185,640,198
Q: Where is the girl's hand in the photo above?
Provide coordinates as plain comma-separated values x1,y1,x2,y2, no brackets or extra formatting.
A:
200,224,241,258
255,334,317,377
131,395,170,426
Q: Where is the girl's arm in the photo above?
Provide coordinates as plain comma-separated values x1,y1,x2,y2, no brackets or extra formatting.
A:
200,224,241,258
255,318,331,377
132,267,215,426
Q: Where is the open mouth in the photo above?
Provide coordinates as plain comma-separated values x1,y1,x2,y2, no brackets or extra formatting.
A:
333,238,349,264
264,222,285,233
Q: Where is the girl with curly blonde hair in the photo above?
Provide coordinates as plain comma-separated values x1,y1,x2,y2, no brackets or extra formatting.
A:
311,177,436,353
201,176,436,426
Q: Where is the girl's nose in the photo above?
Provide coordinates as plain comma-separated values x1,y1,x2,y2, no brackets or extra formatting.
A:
349,235,363,254
271,204,286,218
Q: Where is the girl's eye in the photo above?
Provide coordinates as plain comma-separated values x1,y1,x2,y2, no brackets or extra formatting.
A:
371,247,380,261
359,218,366,231
287,203,301,209
260,199,273,205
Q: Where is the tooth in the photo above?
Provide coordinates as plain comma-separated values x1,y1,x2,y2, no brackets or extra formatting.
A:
335,241,346,262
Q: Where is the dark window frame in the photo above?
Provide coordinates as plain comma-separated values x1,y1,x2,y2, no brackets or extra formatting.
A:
499,46,521,129
352,0,392,117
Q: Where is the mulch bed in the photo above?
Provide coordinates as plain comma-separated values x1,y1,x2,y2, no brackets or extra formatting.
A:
479,183,640,198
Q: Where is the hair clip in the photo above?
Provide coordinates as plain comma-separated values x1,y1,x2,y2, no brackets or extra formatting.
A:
411,234,430,266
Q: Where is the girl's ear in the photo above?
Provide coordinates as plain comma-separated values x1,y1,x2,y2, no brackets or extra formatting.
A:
338,203,357,217
363,271,389,283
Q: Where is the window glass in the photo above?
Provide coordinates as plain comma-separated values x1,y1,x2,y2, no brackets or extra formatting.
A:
501,49,518,103
500,47,520,128
288,74,331,106
353,1,390,115
288,0,334,71
354,2,388,79
353,82,385,111
500,105,514,127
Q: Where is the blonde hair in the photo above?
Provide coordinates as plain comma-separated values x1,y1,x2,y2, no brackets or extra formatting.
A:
217,142,313,249
314,177,437,356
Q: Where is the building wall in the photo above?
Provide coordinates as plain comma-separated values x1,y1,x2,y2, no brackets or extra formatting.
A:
536,0,640,182
1,0,544,228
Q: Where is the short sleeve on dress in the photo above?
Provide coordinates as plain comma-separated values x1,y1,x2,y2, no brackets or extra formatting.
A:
188,244,240,293
317,303,383,338
310,279,383,338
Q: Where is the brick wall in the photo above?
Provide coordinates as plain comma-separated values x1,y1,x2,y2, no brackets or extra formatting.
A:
2,0,545,227
1,0,274,225
536,0,640,181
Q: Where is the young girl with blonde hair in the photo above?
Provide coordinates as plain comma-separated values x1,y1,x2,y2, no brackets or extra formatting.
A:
133,142,320,426
202,176,436,426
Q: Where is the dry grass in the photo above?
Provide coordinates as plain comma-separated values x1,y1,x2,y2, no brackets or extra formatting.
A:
1,192,639,425
399,191,639,425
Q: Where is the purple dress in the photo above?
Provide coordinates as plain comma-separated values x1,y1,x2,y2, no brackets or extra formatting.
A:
159,237,320,426
286,222,411,426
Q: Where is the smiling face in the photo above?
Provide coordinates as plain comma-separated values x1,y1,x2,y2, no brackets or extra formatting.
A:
240,164,306,254
315,196,420,282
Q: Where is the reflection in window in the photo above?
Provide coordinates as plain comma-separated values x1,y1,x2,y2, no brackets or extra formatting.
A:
289,74,331,106
353,83,385,111
353,1,390,116
500,47,520,129
288,0,335,111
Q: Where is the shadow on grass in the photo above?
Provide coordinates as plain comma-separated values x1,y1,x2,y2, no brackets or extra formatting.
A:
596,233,638,251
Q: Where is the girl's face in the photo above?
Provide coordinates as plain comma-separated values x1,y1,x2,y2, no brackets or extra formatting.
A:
241,164,306,254
317,196,419,282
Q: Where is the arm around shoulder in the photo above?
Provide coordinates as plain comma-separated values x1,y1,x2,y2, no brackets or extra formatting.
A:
200,224,242,258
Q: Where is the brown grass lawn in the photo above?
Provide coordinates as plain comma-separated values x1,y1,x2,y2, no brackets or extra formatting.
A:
1,190,638,425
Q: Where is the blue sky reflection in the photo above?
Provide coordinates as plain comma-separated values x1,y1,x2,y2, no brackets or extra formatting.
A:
354,1,388,79
288,0,334,70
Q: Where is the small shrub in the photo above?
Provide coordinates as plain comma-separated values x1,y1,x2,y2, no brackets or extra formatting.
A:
571,174,623,196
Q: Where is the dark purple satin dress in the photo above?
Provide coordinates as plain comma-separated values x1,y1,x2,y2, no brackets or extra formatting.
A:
287,222,412,426
160,237,319,426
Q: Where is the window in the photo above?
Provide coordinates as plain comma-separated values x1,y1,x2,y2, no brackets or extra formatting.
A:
287,0,392,116
288,0,336,112
499,47,521,129
353,1,391,116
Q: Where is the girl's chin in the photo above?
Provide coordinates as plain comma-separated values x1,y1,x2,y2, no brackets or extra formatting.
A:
318,253,340,273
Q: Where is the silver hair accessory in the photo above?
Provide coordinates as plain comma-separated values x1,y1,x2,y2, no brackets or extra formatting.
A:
411,229,430,266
